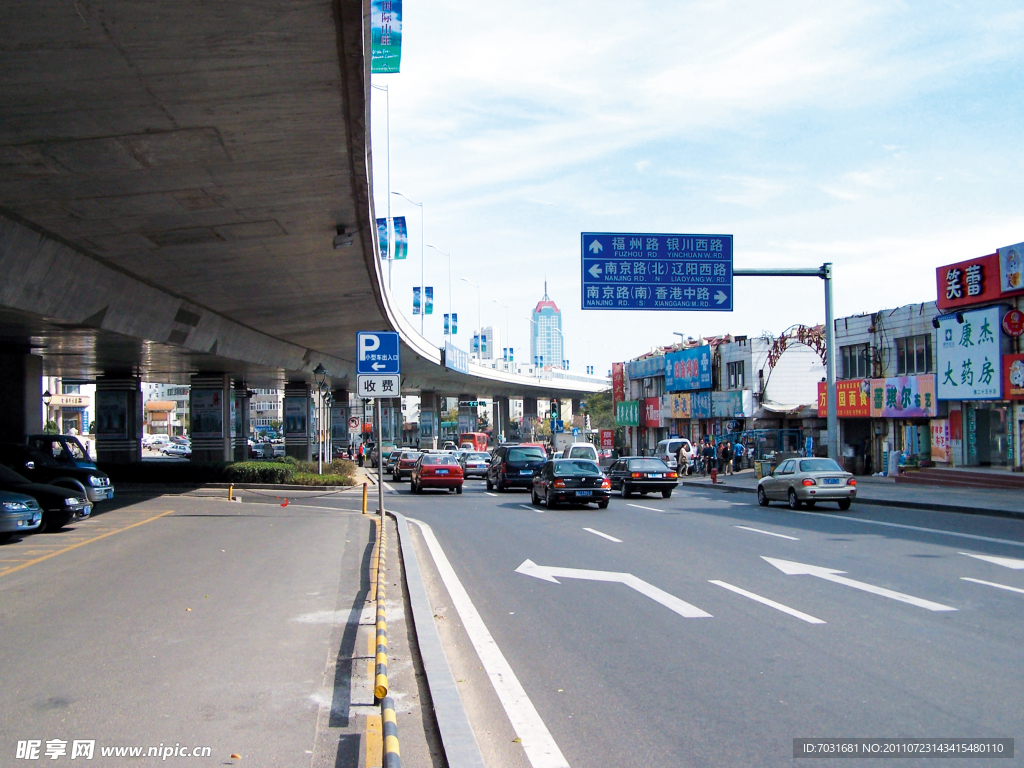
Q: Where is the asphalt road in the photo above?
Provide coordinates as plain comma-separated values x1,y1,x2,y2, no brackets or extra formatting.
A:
384,479,1024,768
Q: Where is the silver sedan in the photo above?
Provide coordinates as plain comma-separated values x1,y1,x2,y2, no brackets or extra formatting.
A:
757,457,857,510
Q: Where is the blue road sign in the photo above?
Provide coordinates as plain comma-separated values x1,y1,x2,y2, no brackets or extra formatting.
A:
581,232,733,312
357,331,400,375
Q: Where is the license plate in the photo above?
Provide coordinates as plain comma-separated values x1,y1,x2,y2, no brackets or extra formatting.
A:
436,469,449,475
521,470,533,475
105,489,114,499
824,478,840,485
649,473,662,478
576,490,592,496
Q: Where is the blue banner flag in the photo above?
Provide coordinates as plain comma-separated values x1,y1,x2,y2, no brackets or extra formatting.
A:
424,287,433,315
412,286,421,315
371,0,402,74
444,314,449,335
452,312,457,334
376,218,389,260
393,216,408,260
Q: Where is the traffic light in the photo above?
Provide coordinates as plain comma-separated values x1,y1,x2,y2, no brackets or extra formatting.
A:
550,398,560,420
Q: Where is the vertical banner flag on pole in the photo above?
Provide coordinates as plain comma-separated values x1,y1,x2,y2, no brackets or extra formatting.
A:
371,0,402,74
452,313,457,334
376,218,389,260
392,216,408,260
425,287,433,315
444,314,449,335
412,286,421,315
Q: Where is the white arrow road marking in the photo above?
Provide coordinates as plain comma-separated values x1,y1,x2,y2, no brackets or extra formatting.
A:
734,525,800,541
589,239,603,253
519,504,543,514
516,559,711,618
583,527,622,543
627,503,662,512
787,510,1024,548
961,577,1024,595
409,520,570,768
714,290,728,304
709,580,825,624
762,557,957,612
484,492,498,497
960,553,1024,569
587,263,603,278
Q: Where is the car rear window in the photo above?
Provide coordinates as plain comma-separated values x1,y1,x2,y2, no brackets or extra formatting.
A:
568,446,597,459
508,448,545,462
401,452,422,460
629,459,670,472
553,461,602,477
799,459,844,472
468,453,490,461
423,455,458,466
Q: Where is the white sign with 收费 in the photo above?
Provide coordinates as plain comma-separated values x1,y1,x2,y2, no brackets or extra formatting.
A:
937,306,1003,400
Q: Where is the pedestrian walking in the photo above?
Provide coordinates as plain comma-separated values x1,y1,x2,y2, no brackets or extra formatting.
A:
733,441,745,472
721,441,734,475
701,439,716,476
357,442,365,467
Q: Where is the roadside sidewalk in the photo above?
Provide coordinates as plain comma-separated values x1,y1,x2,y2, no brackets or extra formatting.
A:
680,468,1024,519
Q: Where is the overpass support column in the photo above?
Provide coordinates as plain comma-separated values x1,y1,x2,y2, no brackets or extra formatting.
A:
494,397,510,442
0,353,43,444
190,374,234,463
523,396,538,441
418,391,437,450
233,383,251,462
331,389,350,458
572,398,583,434
284,382,313,461
95,375,143,463
458,394,478,436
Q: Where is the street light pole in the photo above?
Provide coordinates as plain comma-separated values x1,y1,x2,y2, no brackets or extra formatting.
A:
426,243,452,340
392,191,425,335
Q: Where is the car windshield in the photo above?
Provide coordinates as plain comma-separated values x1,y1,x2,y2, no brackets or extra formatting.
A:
423,455,458,466
553,461,602,477
0,464,29,483
800,459,844,473
629,459,670,471
508,448,545,462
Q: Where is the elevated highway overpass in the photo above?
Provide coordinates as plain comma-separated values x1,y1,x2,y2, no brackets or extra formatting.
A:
0,0,607,458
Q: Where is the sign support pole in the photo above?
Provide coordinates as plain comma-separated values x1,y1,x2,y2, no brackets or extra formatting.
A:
377,397,385,514
733,264,838,461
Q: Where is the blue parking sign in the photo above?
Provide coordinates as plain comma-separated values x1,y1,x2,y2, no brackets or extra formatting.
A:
356,331,401,375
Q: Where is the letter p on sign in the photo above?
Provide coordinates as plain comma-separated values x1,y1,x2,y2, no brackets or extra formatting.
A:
358,333,379,361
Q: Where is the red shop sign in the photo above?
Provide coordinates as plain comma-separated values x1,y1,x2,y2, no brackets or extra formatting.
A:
1002,309,1024,338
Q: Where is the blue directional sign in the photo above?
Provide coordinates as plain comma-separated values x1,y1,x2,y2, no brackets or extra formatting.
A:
581,232,733,312
357,331,401,375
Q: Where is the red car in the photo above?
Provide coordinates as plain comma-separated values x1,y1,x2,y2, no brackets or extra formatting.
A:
410,454,464,494
392,450,423,482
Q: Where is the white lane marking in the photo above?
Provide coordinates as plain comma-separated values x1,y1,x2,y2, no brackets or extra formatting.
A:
583,527,622,543
763,557,957,612
516,560,711,618
709,580,825,624
961,577,1024,595
520,504,544,514
408,519,570,768
730,502,752,506
627,503,661,512
485,492,498,497
788,510,1024,548
960,552,1024,570
733,525,800,541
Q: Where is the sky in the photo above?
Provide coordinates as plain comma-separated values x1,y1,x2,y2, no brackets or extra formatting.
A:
370,0,1024,378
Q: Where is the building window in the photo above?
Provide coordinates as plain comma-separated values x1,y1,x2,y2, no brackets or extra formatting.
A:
896,334,931,375
62,383,81,395
727,361,745,389
841,344,869,379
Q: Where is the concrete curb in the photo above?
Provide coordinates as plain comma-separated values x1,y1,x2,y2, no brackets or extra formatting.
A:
390,510,486,768
679,480,1024,521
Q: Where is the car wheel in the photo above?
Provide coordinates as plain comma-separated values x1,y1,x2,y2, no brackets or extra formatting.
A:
39,511,71,533
662,489,672,499
456,485,463,495
788,489,802,510
393,474,400,483
620,482,631,498
486,478,493,490
838,499,851,511
531,488,541,506
597,500,609,509
546,490,558,508
757,486,769,507
496,476,505,492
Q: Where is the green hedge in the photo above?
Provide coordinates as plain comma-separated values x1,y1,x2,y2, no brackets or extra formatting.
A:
101,458,355,486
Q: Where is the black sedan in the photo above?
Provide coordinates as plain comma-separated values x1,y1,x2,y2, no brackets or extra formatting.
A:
531,459,611,508
606,457,679,498
0,464,91,532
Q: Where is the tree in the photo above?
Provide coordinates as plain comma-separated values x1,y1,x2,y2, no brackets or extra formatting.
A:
580,388,615,430
44,420,59,434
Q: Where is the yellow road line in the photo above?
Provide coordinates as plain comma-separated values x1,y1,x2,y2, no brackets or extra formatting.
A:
365,713,382,767
0,510,174,579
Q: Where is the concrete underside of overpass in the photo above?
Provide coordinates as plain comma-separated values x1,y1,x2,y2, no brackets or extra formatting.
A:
1,0,606,401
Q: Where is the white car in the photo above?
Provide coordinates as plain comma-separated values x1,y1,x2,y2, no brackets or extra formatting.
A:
655,438,694,470
143,434,170,448
162,443,191,458
560,443,599,462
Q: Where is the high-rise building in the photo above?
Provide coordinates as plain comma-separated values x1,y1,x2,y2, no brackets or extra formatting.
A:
530,281,563,368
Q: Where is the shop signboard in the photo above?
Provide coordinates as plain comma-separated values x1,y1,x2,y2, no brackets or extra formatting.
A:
664,346,712,392
817,379,870,418
997,241,1023,294
1004,354,1024,400
191,390,224,438
870,375,936,418
612,363,626,403
689,391,713,419
929,419,951,463
935,254,1001,310
666,392,691,419
626,356,664,379
712,389,753,417
615,400,640,426
643,397,662,428
1003,309,1024,337
937,307,1003,400
599,429,615,449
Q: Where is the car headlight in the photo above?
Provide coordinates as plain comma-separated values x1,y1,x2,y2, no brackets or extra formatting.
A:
2,501,30,511
65,497,86,506
88,475,104,486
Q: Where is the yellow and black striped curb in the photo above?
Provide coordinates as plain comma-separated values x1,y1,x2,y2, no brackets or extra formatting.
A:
374,511,389,701
381,696,402,768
